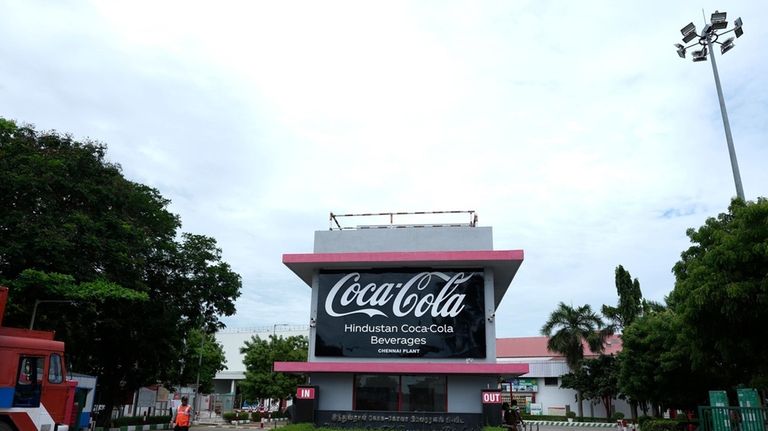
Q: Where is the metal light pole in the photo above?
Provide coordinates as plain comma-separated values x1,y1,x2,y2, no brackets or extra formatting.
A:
675,11,745,201
29,299,77,329
273,323,291,337
194,331,205,423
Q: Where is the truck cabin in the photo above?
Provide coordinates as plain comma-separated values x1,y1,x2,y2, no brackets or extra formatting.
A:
0,287,72,427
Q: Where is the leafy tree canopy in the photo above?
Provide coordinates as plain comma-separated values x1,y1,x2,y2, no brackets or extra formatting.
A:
668,198,768,388
561,354,621,418
171,328,228,394
541,302,612,369
602,265,643,330
0,118,242,424
617,309,710,411
240,335,308,402
541,302,612,419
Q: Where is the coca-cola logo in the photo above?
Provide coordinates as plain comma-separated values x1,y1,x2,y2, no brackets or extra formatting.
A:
323,271,476,319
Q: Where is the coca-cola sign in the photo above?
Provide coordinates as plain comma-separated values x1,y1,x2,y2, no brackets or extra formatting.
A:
315,269,486,358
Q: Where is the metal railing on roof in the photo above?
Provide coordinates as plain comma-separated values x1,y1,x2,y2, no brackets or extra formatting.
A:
329,210,478,230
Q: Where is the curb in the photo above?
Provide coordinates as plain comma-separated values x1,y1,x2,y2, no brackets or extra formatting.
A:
95,424,172,431
527,421,619,427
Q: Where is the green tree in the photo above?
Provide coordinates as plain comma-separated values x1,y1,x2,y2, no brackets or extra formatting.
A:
0,119,241,425
171,329,228,394
602,265,643,331
669,198,768,389
561,355,620,419
240,335,308,403
617,309,710,415
541,302,612,418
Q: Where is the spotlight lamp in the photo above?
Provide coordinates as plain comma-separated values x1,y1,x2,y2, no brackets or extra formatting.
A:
734,17,744,38
681,22,697,43
721,37,735,55
675,43,686,58
692,48,708,62
711,11,728,30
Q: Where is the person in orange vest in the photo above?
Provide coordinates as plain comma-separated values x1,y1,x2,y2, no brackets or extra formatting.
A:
174,396,193,431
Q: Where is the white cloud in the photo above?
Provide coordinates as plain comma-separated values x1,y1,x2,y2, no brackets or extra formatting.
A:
1,0,767,336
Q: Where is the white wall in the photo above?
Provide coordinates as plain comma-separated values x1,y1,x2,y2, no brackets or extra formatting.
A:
527,377,631,418
447,375,498,414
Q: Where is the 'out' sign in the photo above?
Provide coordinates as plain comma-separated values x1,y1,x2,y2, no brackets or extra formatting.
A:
482,391,502,404
296,387,315,400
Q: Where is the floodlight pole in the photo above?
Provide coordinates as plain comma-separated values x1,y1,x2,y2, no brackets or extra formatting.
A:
29,299,77,329
705,35,745,201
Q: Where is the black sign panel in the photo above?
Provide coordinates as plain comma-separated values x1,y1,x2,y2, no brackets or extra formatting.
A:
315,269,486,358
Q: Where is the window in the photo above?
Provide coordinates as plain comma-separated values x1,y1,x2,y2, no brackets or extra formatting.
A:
14,356,43,407
401,375,446,412
354,375,399,411
544,377,558,386
49,353,63,383
354,375,447,412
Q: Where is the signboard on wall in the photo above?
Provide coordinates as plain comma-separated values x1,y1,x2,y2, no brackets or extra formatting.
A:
511,378,538,392
315,269,486,358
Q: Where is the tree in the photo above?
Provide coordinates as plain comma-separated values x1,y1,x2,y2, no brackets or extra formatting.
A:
0,119,242,425
541,302,612,418
171,329,228,394
668,198,768,390
240,335,308,404
602,265,643,331
561,355,620,419
617,309,710,415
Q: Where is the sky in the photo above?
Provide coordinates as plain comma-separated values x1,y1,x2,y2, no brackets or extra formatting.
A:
1,1,766,338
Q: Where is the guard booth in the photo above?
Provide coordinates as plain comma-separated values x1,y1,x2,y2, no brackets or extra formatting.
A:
275,211,528,431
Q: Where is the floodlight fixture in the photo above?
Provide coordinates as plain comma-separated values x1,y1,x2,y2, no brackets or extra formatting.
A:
721,37,735,55
711,11,728,30
734,17,743,37
681,22,697,42
675,43,687,58
702,24,713,35
692,48,708,62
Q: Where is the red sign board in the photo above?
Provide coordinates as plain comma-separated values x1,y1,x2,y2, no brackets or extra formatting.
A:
482,391,502,404
296,387,315,400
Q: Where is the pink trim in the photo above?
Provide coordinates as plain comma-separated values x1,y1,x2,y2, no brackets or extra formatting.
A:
274,361,529,375
283,250,524,264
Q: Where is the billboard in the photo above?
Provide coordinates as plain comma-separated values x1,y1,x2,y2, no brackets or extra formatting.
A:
315,269,486,358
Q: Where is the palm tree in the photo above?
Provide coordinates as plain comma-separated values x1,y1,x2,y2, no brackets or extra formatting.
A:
541,302,612,419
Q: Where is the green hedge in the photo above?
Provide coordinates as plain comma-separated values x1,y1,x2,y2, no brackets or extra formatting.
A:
222,412,237,422
112,415,172,427
643,419,681,431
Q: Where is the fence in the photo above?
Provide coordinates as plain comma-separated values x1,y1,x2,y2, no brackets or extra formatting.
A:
698,406,768,431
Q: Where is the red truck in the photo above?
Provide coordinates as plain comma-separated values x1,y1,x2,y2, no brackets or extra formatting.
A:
0,286,77,431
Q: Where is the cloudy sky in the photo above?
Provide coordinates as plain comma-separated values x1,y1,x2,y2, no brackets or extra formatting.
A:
1,1,766,337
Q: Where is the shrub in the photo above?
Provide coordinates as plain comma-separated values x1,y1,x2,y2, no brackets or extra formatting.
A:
238,411,250,420
644,419,680,431
566,411,577,419
251,412,262,421
222,412,237,423
638,416,654,428
612,412,626,421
